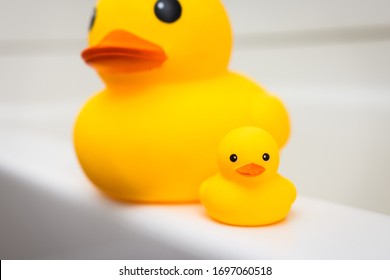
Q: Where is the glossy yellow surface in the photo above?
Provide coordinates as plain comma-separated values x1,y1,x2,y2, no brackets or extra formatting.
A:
74,0,290,203
200,127,296,226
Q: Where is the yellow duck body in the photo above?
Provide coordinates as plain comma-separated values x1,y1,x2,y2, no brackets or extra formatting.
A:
200,174,296,226
75,74,289,202
200,127,296,226
74,0,290,203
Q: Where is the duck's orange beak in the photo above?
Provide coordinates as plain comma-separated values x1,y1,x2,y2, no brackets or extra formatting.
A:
81,30,167,73
236,163,265,177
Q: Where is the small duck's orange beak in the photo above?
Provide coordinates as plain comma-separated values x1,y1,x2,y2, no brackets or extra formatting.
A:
81,30,167,73
236,163,265,177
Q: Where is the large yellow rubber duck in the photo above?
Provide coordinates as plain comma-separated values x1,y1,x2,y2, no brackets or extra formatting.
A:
74,0,290,203
200,127,297,226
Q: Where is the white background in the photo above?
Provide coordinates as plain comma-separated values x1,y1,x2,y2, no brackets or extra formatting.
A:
2,260,390,280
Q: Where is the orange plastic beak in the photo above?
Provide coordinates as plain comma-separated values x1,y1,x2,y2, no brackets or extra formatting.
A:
81,30,167,73
236,163,265,177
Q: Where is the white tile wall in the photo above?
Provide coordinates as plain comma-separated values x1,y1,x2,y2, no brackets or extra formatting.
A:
225,0,390,34
0,0,96,40
2,0,390,40
1,0,390,215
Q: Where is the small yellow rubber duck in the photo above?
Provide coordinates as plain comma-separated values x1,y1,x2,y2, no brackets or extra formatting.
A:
74,0,290,203
200,127,297,226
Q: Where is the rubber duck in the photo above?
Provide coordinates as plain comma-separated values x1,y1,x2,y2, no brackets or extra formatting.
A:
74,0,290,203
200,127,296,226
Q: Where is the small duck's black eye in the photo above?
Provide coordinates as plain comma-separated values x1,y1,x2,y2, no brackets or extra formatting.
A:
262,153,270,161
89,8,97,31
230,154,238,163
154,0,182,23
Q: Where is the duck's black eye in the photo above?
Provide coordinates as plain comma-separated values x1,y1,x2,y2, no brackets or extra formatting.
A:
154,0,182,23
262,153,270,161
230,154,238,163
89,8,97,31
